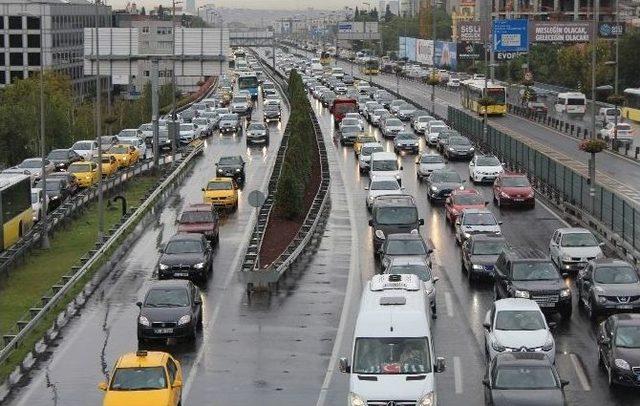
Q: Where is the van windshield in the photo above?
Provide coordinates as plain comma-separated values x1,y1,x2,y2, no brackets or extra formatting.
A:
353,337,431,374
371,160,398,171
375,207,418,225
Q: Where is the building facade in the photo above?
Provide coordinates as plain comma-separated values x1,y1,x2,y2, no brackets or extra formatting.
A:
0,0,110,97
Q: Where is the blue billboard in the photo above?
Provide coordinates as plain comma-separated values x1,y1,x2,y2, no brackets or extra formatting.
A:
493,19,529,53
435,41,457,70
405,37,416,62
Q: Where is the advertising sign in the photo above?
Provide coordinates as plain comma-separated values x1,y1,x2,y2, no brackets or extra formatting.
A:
399,36,407,59
405,37,416,61
493,19,529,53
415,39,433,64
458,21,482,43
457,41,483,60
434,41,457,70
530,21,592,42
337,21,380,40
496,51,527,61
598,22,625,38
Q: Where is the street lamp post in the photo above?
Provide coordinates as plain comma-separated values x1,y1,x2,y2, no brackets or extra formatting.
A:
171,0,183,163
431,0,437,115
588,0,599,214
95,0,104,241
38,8,49,249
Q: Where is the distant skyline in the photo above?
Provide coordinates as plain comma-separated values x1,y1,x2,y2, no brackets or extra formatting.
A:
109,0,360,11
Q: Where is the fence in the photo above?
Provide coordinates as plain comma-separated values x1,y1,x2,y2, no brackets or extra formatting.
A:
448,106,640,256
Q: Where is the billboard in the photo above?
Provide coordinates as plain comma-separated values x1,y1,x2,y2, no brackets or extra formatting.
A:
493,19,529,53
530,21,592,43
405,37,416,61
457,41,484,60
337,21,380,40
457,21,482,43
415,39,433,64
435,41,457,70
598,22,625,38
399,36,407,59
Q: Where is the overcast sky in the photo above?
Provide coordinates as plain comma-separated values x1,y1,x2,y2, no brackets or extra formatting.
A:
111,0,355,10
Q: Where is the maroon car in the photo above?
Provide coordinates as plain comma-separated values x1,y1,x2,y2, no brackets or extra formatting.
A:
493,173,535,209
177,204,220,246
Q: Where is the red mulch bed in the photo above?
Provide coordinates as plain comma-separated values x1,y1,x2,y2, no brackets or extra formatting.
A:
259,136,322,267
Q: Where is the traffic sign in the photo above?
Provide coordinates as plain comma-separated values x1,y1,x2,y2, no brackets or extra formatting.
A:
247,190,266,208
493,19,529,53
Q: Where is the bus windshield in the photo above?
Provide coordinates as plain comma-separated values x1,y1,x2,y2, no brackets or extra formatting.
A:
238,76,258,90
486,88,506,104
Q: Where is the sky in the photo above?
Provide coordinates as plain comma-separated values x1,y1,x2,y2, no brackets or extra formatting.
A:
110,0,356,10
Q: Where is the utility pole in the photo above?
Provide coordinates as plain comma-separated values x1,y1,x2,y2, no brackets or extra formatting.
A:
219,14,223,77
39,7,49,249
95,0,104,241
151,58,160,172
490,0,496,82
431,0,436,115
171,0,180,163
588,0,599,214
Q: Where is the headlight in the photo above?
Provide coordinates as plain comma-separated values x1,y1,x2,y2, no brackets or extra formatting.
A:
217,168,223,173
469,147,475,151
542,336,554,352
395,174,401,180
375,229,386,239
472,264,484,270
491,340,505,352
418,392,435,406
463,232,471,239
597,295,607,304
596,251,605,259
615,358,631,370
459,185,465,190
194,262,205,269
235,168,241,172
430,186,438,192
561,254,571,262
159,263,169,271
348,392,366,406
139,315,151,326
448,147,455,152
500,191,510,198
514,290,530,299
560,288,571,298
177,314,192,326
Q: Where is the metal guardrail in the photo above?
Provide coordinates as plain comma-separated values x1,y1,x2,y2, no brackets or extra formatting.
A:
0,141,204,369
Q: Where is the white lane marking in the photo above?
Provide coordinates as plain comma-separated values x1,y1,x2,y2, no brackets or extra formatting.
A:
316,101,362,406
569,353,592,391
453,356,463,394
444,292,454,318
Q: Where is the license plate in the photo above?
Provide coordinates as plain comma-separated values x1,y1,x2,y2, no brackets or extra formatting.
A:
154,328,173,334
619,305,633,309
538,302,555,307
174,272,189,277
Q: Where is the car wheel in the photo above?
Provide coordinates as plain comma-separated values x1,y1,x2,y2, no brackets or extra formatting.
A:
213,233,220,247
496,195,502,208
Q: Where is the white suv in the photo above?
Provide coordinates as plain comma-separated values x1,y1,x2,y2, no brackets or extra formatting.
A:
468,154,504,184
365,175,404,209
484,298,556,363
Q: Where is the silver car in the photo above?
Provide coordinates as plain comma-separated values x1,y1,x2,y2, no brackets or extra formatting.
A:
384,256,438,317
455,208,502,245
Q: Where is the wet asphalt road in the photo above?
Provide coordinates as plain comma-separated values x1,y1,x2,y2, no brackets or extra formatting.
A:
6,54,640,406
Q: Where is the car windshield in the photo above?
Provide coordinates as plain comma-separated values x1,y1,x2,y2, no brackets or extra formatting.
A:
362,146,384,156
418,117,432,122
110,367,167,391
396,133,416,140
420,155,444,164
341,125,360,134
36,180,62,191
48,150,70,159
219,156,242,165
265,105,279,111
248,123,265,131
207,181,232,190
373,109,387,116
371,160,398,171
180,211,214,224
502,177,530,187
431,172,461,183
375,207,418,225
110,146,129,154
429,121,445,127
72,142,93,150
68,164,93,173
512,262,558,281
233,97,247,103
386,265,431,281
342,119,359,126
615,326,640,348
561,232,598,247
473,240,505,255
220,114,238,121
494,366,557,389
477,157,501,166
385,240,427,255
386,119,402,127
463,212,497,226
164,240,203,254
449,137,471,146
353,337,431,374
144,287,190,307
594,266,639,284
430,126,447,134
453,194,483,205
371,180,400,191
495,310,546,331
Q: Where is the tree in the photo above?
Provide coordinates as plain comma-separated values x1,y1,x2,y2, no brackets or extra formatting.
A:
354,6,360,20
618,29,640,90
370,8,379,21
140,6,146,15
385,4,394,22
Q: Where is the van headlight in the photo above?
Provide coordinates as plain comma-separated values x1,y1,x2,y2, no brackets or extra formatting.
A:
159,263,169,271
348,392,366,406
194,262,205,269
514,290,530,299
418,392,435,406
430,186,438,192
615,358,631,370
138,315,151,326
375,229,386,239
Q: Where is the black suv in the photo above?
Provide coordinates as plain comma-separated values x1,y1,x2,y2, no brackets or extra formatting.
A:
494,247,572,320
369,195,424,252
216,155,246,187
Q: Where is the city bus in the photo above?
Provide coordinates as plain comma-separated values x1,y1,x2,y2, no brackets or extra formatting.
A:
460,80,507,116
0,173,33,250
238,72,259,100
623,88,640,122
361,58,380,76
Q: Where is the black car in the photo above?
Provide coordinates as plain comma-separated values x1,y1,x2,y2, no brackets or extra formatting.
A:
136,279,202,344
483,353,569,406
425,169,465,203
577,259,640,319
245,122,270,146
461,235,507,283
597,313,640,387
443,135,475,160
263,104,281,122
216,155,246,186
338,125,361,146
494,247,572,320
47,148,83,171
369,195,423,252
157,233,214,282
35,178,71,210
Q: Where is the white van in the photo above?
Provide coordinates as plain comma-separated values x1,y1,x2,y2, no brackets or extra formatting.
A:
555,92,587,115
339,274,445,406
598,106,621,124
369,151,403,185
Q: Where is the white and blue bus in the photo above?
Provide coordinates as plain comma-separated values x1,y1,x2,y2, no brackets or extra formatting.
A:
238,72,259,100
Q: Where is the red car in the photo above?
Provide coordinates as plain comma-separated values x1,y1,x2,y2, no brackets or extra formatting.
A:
444,189,487,224
493,173,535,208
177,203,220,246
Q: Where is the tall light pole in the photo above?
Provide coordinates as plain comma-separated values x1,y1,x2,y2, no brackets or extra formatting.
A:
38,7,50,249
95,0,104,241
171,0,183,163
431,0,437,115
588,0,599,214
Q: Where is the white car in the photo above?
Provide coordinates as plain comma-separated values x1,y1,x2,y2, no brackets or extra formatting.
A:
454,208,502,245
416,153,446,180
370,109,390,127
599,122,634,145
369,151,402,184
381,118,405,139
426,123,449,146
549,227,604,274
31,187,49,222
344,113,365,129
117,136,148,160
138,123,154,143
179,122,200,144
263,94,282,108
118,128,143,139
484,298,556,363
468,154,504,184
72,140,99,160
388,99,406,115
413,115,435,134
365,175,404,209
358,142,384,173
447,78,461,88
340,117,364,132
15,158,54,182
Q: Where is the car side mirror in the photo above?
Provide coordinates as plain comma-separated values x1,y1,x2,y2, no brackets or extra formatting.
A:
159,244,165,253
98,381,108,391
399,166,404,170
364,186,369,190
136,301,142,308
560,379,570,388
469,162,474,166
201,188,205,191
482,378,490,387
455,220,461,226
599,242,605,247
483,321,491,330
435,357,446,373
599,336,611,346
172,378,183,388
498,221,503,225
419,218,425,226
338,357,351,373
368,219,373,227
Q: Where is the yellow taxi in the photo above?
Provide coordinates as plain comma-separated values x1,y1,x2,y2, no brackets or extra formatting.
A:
99,350,182,406
353,134,378,156
93,154,119,177
67,161,99,188
202,177,238,211
108,144,140,168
